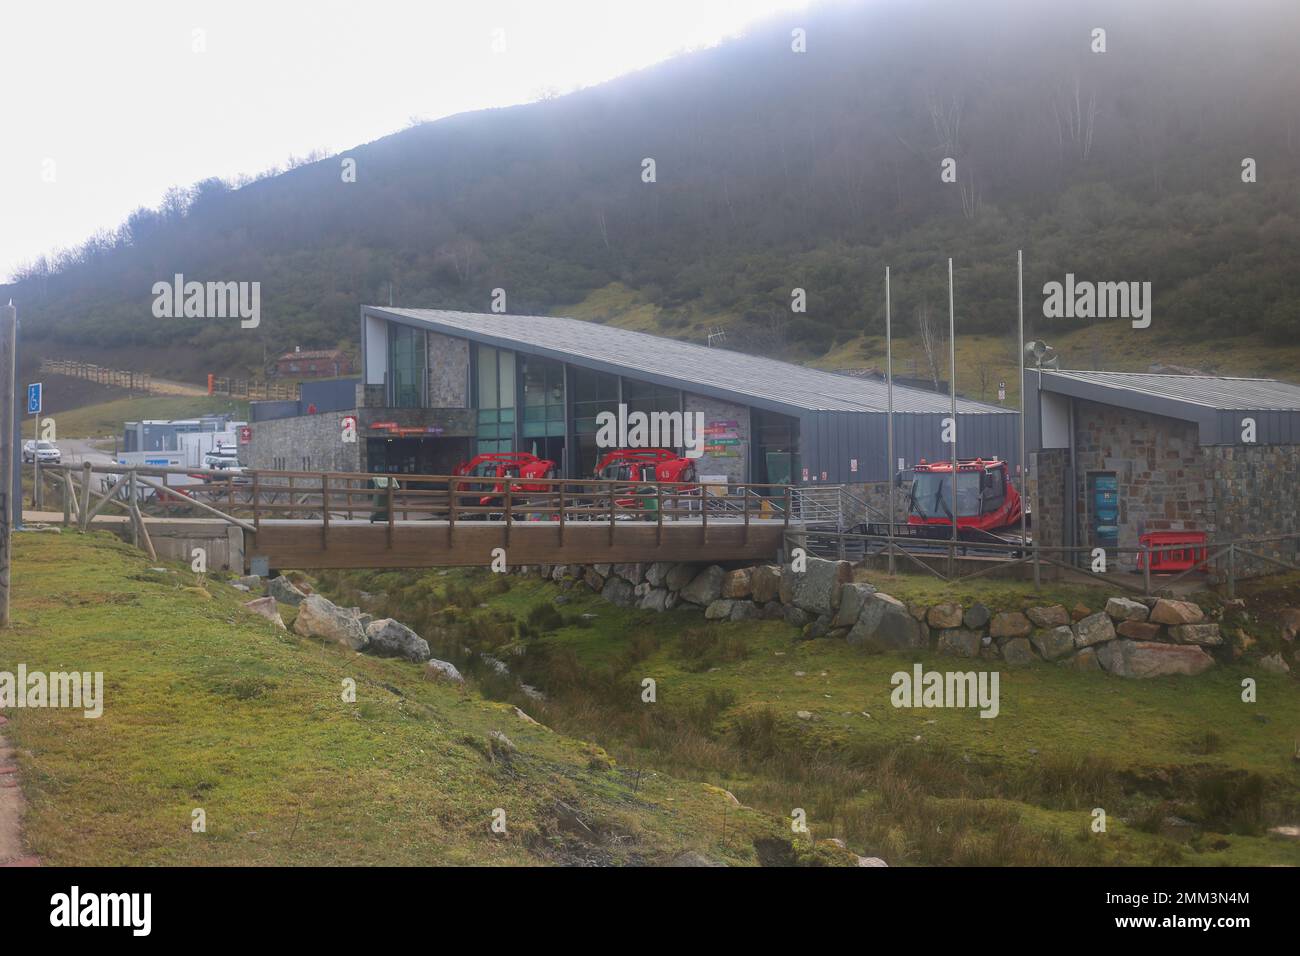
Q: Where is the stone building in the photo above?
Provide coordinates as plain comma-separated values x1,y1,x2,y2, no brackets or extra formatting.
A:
1025,369,1300,574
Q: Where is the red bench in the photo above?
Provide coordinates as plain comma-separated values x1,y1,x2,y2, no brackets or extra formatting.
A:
1137,531,1208,573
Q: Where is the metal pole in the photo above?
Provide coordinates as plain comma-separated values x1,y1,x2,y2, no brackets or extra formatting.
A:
0,302,15,625
947,258,958,552
1017,249,1029,561
885,266,896,575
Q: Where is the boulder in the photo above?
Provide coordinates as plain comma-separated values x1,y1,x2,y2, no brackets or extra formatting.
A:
234,574,262,591
633,582,651,598
1105,597,1149,622
1149,598,1205,626
1117,620,1162,641
1031,626,1076,662
612,563,646,585
583,569,605,592
1259,652,1291,675
645,562,675,588
720,568,754,600
760,601,785,620
1098,639,1214,678
786,556,853,616
680,565,727,606
1281,608,1300,642
1026,605,1069,628
834,582,878,629
963,603,991,629
750,565,782,605
639,588,671,612
665,563,698,591
1072,612,1117,648
365,619,431,662
1070,603,1092,622
593,564,612,576
1065,646,1101,671
989,611,1032,640
704,599,735,621
601,576,637,608
730,601,762,623
936,628,981,658
293,594,368,651
425,659,465,683
242,596,285,630
1168,623,1223,646
268,575,307,607
848,593,925,652
1000,637,1038,667
927,602,964,629
802,615,832,641
783,606,812,628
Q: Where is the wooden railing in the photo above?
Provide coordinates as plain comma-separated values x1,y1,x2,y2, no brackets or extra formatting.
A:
39,359,154,393
208,377,300,401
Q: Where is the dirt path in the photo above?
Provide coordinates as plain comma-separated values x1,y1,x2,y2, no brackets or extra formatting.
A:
0,716,39,866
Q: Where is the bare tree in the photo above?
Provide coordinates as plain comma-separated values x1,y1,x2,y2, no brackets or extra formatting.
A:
912,300,945,390
1051,74,1099,162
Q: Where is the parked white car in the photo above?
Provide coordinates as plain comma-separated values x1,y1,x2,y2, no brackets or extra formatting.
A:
23,440,61,464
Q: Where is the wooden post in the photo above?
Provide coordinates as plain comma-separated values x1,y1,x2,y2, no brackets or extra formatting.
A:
504,487,512,548
656,484,664,546
386,480,394,548
743,486,750,545
558,483,566,547
448,478,457,546
321,474,329,550
128,471,139,547
608,487,615,546
80,462,92,531
62,467,71,526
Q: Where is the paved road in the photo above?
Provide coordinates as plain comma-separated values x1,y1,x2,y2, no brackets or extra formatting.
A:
50,438,117,467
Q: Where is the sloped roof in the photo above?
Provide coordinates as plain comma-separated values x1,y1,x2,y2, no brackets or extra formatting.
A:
365,307,1013,416
1040,369,1300,411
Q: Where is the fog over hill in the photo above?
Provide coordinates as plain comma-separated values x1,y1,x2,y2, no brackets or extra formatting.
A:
7,0,1300,379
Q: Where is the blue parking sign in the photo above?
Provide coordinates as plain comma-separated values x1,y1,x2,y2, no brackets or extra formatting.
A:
27,382,41,415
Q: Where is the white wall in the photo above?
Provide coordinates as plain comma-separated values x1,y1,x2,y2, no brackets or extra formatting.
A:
1041,391,1071,449
364,314,388,386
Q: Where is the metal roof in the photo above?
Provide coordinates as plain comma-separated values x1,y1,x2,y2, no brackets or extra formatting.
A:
1039,369,1300,411
366,307,1015,416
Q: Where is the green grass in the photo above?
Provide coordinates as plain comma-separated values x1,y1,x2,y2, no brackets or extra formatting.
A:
330,566,1300,866
26,395,250,439
0,533,816,866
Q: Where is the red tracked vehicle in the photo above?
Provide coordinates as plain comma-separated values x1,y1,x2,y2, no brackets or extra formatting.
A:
592,448,698,514
863,457,1025,548
452,452,558,512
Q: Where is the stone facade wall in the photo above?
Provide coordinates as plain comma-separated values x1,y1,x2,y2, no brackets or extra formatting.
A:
1030,449,1068,551
1071,400,1207,554
684,392,750,484
426,331,470,408
1201,444,1300,572
245,411,363,473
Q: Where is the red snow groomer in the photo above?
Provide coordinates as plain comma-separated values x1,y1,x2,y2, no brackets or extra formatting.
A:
593,449,698,514
906,458,1023,533
452,452,558,512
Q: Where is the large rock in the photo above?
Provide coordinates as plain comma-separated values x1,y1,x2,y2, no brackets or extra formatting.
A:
936,628,981,658
365,618,431,662
1098,639,1214,678
834,582,878,629
1026,605,1069,628
1000,637,1037,667
786,557,853,616
680,565,726,605
583,569,605,592
1065,646,1102,671
612,563,646,585
1031,626,1075,661
1168,623,1223,646
1105,597,1150,622
639,588,671,612
426,658,465,683
730,601,762,622
1259,652,1291,675
989,611,1032,639
750,565,782,605
720,568,754,600
293,594,368,650
704,599,735,621
665,563,698,591
645,562,675,588
268,575,307,607
783,605,812,628
1073,612,1117,648
1149,598,1205,626
242,596,285,630
1117,620,1162,640
760,601,784,620
234,574,263,591
601,576,637,608
963,603,991,629
847,593,925,652
927,603,964,629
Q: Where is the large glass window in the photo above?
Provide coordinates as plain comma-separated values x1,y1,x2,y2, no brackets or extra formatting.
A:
573,368,620,476
387,323,426,408
475,346,516,451
521,356,566,438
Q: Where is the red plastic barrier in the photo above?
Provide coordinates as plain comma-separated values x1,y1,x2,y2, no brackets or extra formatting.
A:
1137,531,1208,572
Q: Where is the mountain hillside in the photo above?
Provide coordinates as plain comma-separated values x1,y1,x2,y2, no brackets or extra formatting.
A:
8,0,1300,381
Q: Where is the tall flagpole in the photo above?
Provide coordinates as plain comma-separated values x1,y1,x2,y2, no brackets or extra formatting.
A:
947,258,958,551
1013,251,1024,556
885,266,895,575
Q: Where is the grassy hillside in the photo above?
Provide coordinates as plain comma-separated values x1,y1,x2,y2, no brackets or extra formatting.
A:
23,394,250,440
0,533,820,866
323,565,1300,867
